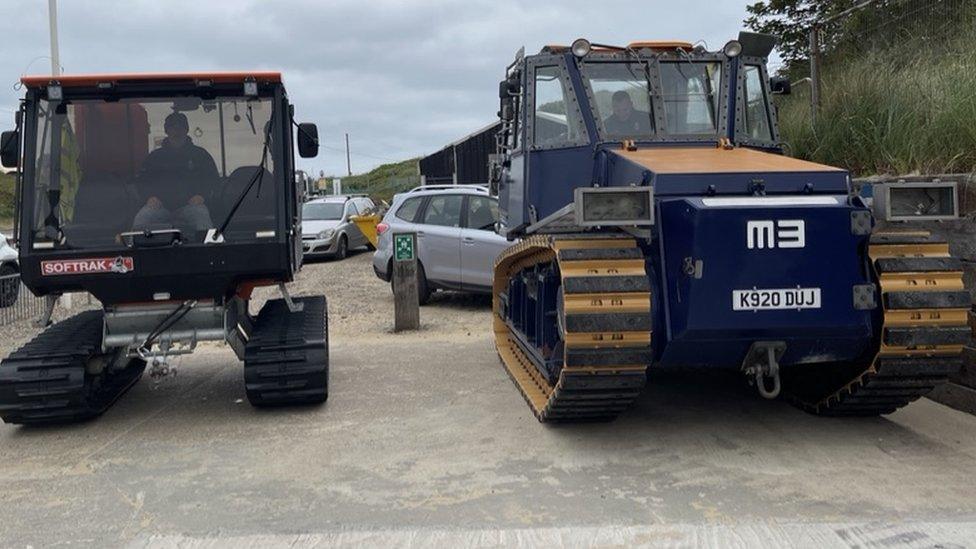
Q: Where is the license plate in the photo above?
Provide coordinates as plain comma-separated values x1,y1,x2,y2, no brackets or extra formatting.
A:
732,288,821,311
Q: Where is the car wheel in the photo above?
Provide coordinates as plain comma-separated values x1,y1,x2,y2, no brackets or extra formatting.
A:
0,264,20,308
416,262,432,305
335,235,348,260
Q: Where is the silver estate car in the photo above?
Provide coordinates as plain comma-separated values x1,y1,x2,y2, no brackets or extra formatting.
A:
372,185,512,304
302,195,376,260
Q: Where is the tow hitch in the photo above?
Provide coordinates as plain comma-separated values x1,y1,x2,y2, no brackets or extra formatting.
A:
741,341,786,399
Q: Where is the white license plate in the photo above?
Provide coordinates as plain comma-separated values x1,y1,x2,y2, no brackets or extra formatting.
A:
732,288,821,311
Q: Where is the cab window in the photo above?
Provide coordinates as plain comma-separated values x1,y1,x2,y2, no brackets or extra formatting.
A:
743,65,773,141
533,66,582,147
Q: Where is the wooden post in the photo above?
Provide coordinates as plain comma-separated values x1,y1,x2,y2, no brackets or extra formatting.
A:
809,25,822,126
392,232,420,331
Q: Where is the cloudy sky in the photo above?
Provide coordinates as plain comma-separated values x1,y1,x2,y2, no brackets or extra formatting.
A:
0,0,756,176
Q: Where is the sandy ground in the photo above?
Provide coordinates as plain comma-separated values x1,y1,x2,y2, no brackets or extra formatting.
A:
2,250,976,547
252,249,493,343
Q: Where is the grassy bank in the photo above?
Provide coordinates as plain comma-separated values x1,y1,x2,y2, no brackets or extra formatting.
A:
331,158,420,204
0,172,14,230
777,27,976,176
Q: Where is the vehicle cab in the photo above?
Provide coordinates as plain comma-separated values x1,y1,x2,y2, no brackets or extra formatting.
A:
0,72,319,305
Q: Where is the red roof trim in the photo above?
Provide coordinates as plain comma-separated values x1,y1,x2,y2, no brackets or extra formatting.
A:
20,71,283,88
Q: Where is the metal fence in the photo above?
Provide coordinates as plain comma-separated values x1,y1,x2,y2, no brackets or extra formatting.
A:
0,273,43,327
808,0,976,121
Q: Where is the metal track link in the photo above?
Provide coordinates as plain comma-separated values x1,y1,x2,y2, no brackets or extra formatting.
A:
0,310,145,425
244,296,329,406
494,235,651,422
790,232,969,416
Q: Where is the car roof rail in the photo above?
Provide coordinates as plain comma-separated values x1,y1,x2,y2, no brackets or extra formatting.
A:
407,184,489,194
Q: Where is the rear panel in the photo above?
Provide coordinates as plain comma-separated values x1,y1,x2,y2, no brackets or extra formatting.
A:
656,195,876,368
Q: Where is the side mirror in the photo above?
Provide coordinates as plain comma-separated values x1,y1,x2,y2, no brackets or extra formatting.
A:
1,130,19,168
770,76,791,95
297,123,319,158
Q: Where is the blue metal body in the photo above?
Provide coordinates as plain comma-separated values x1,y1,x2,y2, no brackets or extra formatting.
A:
496,46,879,372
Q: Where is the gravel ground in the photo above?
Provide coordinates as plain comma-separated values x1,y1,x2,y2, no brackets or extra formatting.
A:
1,248,493,357
255,249,493,343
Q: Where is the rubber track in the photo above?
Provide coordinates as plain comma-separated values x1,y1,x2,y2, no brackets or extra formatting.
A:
494,235,650,422
0,310,145,425
244,296,329,406
789,232,969,416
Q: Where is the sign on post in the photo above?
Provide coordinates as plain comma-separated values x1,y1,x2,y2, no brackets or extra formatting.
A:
392,232,420,331
394,234,415,261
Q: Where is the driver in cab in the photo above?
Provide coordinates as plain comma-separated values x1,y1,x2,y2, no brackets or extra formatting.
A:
133,112,219,232
603,91,652,137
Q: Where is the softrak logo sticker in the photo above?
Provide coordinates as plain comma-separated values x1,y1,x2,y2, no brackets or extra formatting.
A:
41,256,134,276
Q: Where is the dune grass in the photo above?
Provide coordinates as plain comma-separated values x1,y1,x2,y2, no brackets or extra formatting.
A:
776,26,976,176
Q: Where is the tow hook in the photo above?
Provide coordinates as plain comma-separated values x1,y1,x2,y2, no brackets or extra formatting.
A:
139,342,179,382
741,341,786,400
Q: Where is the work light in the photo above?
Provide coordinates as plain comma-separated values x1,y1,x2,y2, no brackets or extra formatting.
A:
574,186,655,227
571,38,592,58
723,40,743,58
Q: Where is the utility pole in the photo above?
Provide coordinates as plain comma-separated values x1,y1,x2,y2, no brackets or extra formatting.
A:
48,0,61,76
345,133,352,176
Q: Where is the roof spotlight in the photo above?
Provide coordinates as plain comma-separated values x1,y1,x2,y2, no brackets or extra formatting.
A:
571,38,592,58
723,40,743,58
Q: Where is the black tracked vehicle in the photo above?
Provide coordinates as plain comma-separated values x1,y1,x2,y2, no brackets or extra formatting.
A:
0,72,329,424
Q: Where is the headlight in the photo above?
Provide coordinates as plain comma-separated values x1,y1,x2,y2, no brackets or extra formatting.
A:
574,186,655,227
872,181,958,221
318,229,335,240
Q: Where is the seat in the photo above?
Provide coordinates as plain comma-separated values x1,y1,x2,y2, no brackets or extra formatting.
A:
216,166,275,233
62,173,139,248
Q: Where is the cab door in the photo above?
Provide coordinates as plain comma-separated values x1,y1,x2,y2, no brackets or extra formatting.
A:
460,195,510,291
416,194,463,285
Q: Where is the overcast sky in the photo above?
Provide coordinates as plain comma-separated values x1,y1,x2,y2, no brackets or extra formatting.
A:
0,0,755,176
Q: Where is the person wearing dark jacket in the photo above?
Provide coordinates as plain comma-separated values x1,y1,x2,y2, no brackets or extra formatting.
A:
603,91,652,138
133,112,219,232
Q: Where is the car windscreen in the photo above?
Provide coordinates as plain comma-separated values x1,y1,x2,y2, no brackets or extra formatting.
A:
28,95,278,249
303,202,344,220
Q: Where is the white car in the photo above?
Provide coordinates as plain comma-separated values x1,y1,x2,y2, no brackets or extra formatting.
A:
0,231,19,307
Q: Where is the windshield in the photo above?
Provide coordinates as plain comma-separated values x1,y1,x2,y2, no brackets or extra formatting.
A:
659,62,722,135
585,63,655,139
303,202,344,221
29,95,278,249
583,60,723,140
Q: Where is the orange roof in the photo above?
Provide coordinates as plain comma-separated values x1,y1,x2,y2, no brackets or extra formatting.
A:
619,147,844,175
20,71,282,88
628,41,694,51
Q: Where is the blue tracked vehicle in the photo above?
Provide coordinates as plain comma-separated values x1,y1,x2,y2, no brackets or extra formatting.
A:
490,34,970,422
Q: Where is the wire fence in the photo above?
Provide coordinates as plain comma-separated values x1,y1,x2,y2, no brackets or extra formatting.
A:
819,0,975,63
784,0,976,174
0,273,42,327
